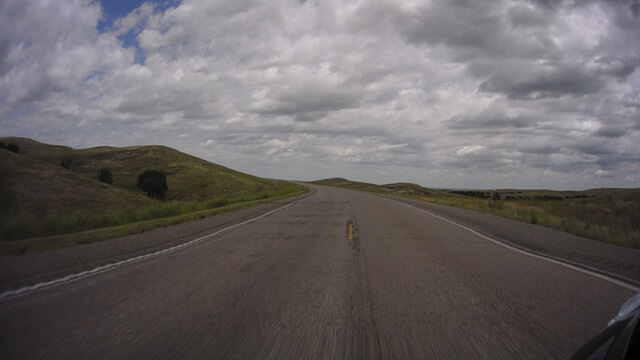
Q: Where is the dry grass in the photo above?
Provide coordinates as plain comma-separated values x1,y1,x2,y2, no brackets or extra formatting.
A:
312,178,640,248
0,186,308,255
0,137,307,249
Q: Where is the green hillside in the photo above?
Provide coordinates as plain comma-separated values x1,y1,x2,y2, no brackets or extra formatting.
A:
2,137,277,201
0,149,153,216
0,137,306,250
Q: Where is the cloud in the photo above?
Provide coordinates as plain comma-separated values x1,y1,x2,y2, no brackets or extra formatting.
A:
1,0,639,190
446,106,538,130
479,63,606,99
249,81,360,116
111,3,155,36
593,126,628,138
457,145,487,157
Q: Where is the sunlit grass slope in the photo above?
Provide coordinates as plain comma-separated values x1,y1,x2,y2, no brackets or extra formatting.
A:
2,137,280,201
0,137,306,250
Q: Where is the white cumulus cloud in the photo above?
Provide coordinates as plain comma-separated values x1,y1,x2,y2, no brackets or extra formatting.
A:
1,0,639,189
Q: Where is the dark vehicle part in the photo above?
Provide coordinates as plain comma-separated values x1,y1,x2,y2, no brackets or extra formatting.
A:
571,293,640,360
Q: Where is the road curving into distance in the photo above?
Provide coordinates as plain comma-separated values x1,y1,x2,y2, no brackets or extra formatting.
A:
0,184,637,359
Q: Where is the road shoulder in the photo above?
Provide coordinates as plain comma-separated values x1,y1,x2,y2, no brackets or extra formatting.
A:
373,192,640,285
0,191,314,293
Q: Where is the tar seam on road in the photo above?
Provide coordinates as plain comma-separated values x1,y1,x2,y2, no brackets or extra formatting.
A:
395,201,640,293
0,197,312,301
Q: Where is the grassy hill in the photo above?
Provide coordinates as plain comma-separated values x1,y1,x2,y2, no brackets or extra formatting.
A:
311,178,459,201
0,137,306,250
2,137,278,201
0,149,153,216
312,178,640,248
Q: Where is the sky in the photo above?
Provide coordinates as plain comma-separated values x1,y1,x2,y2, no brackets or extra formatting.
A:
1,0,639,190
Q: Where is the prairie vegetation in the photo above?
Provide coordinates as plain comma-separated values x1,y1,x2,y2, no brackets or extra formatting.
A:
0,137,306,253
313,178,640,248
1,182,302,252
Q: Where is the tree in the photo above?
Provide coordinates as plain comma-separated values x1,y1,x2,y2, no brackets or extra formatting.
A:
0,142,6,149
60,157,75,170
137,170,168,199
6,143,19,154
98,168,113,184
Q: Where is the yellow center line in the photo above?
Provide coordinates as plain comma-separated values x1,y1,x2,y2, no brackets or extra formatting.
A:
348,224,354,240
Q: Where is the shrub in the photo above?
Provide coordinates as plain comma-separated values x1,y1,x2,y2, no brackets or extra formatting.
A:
205,197,229,209
6,143,19,154
137,169,168,199
98,168,113,184
60,157,75,170
0,142,5,149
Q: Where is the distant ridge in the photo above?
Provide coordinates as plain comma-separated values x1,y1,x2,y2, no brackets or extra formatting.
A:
311,177,640,248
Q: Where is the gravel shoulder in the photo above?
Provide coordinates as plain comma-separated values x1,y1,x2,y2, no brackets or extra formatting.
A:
377,193,640,285
0,191,314,292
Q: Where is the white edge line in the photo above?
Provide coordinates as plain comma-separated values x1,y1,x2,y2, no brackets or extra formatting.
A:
396,201,640,293
0,197,309,301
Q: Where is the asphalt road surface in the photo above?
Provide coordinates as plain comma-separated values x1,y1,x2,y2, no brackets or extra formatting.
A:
0,184,636,359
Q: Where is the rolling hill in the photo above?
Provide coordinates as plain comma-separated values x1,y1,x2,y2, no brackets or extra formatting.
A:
311,178,452,199
0,149,153,216
0,137,305,246
1,137,277,201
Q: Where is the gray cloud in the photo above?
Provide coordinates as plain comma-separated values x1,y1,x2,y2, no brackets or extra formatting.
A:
479,64,606,99
446,112,537,130
507,3,554,28
594,126,628,138
1,0,639,190
518,145,562,155
386,0,562,62
250,88,360,116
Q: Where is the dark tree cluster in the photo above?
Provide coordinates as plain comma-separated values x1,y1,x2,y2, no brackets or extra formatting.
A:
0,142,20,154
98,168,113,184
565,195,592,199
539,195,563,201
137,170,168,199
60,157,75,170
449,190,490,199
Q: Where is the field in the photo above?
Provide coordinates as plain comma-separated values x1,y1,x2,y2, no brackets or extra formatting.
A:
0,137,307,253
312,178,640,248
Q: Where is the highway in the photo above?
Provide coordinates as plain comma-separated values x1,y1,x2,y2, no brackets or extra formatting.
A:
0,184,636,359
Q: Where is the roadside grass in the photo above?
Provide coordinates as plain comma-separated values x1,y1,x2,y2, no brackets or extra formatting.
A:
0,137,310,254
0,183,308,255
424,196,640,248
312,178,640,248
